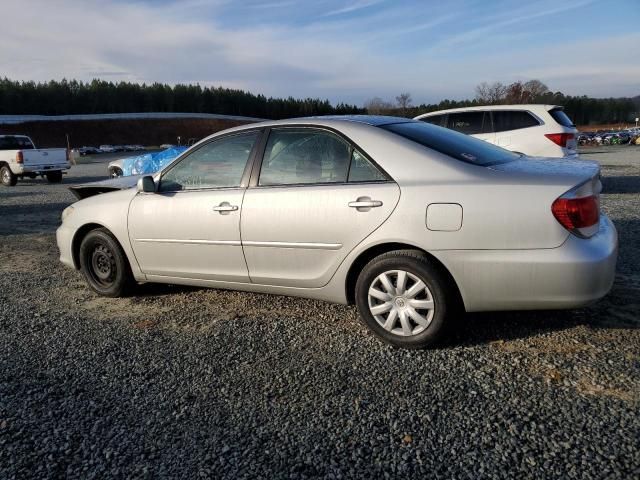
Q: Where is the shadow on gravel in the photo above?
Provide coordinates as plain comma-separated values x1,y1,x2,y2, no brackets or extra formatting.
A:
602,176,640,194
132,282,203,297
0,202,69,236
449,309,580,347
0,191,37,198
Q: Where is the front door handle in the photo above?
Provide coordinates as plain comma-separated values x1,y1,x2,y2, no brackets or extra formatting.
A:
348,197,383,212
213,202,238,214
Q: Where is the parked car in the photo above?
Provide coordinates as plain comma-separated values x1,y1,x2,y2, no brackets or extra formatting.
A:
0,135,70,186
78,146,102,156
58,116,617,348
99,145,116,153
107,146,186,178
414,105,578,158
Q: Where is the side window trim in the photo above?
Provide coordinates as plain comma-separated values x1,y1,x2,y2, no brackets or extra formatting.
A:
157,129,264,193
248,125,394,188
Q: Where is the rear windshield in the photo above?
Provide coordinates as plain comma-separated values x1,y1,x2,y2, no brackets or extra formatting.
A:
548,108,575,127
0,136,34,150
380,122,518,166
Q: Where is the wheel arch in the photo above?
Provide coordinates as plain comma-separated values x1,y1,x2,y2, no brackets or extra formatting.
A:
344,242,466,310
71,223,134,272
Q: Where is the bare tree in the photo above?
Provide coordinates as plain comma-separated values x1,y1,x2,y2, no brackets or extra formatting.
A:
475,81,507,104
364,97,394,115
523,79,549,102
505,81,529,104
395,92,412,115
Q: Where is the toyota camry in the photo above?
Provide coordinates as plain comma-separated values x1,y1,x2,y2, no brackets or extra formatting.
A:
57,116,617,348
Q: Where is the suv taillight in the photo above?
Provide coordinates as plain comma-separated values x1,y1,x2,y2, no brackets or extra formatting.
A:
551,194,599,238
545,133,574,148
16,151,24,164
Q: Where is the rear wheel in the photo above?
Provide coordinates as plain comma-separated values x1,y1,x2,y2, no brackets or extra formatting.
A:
355,250,457,349
46,171,63,183
1,166,17,186
109,167,123,178
79,228,132,297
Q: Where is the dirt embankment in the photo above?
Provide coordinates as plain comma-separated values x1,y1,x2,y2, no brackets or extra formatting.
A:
0,117,256,148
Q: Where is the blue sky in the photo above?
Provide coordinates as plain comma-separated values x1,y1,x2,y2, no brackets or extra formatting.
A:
1,0,638,105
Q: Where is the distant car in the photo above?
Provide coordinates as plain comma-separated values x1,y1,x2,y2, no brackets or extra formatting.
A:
58,116,617,349
414,104,578,158
99,145,116,153
78,146,102,156
107,146,186,178
159,144,176,149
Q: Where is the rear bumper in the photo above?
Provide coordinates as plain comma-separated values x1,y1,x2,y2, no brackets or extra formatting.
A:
435,215,618,312
13,164,70,175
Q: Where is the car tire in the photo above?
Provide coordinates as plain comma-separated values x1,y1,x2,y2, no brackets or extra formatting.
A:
79,228,133,297
109,167,123,178
1,165,17,186
46,171,63,183
355,250,457,349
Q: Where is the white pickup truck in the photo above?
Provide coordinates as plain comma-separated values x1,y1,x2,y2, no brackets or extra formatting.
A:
0,135,70,186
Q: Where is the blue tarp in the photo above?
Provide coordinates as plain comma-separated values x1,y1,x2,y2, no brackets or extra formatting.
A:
121,147,187,176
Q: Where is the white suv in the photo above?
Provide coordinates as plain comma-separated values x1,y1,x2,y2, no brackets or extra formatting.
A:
414,104,578,158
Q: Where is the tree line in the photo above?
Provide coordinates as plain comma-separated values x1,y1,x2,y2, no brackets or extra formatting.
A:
0,78,363,119
368,80,640,126
0,77,637,126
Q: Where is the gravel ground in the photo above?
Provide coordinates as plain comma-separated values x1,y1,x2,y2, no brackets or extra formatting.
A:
1,147,639,479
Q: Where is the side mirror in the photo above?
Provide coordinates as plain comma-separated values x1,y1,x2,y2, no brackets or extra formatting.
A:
137,176,156,193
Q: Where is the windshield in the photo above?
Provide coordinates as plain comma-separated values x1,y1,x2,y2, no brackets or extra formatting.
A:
380,121,518,166
0,136,35,150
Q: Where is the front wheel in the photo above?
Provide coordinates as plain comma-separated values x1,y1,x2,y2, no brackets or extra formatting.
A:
46,171,63,183
79,228,132,297
109,167,123,178
355,250,457,349
1,166,17,186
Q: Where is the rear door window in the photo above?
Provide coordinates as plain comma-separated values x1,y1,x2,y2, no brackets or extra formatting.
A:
492,111,540,132
446,111,489,135
548,108,575,127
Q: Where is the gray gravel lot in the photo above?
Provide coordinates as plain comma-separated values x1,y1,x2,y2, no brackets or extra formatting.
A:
1,146,639,479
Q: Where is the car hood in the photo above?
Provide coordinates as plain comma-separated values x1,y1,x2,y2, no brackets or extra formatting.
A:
69,175,142,200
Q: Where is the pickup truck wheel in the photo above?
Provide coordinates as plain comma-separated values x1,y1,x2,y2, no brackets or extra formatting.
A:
1,166,17,186
79,228,132,297
46,171,63,183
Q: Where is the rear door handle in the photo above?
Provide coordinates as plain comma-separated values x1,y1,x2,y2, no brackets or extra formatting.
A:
213,202,238,214
348,197,383,211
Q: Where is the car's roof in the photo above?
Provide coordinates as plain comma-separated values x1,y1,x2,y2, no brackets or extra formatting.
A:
238,115,414,130
414,104,561,119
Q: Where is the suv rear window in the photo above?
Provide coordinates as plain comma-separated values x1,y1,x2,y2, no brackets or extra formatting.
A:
419,114,445,127
492,111,539,132
380,122,518,167
0,136,34,150
548,108,575,127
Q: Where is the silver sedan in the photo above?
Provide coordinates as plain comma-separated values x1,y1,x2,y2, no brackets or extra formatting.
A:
57,116,617,348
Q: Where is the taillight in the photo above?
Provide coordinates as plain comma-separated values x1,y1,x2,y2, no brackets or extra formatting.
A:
545,133,574,148
16,151,24,164
551,194,599,238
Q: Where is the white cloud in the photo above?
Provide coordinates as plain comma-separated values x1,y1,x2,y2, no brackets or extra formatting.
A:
0,0,636,107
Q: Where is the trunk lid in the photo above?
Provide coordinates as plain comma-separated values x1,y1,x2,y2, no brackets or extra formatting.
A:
23,148,69,169
489,157,600,194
